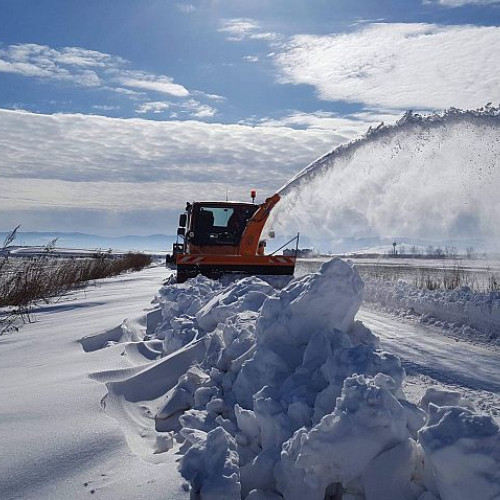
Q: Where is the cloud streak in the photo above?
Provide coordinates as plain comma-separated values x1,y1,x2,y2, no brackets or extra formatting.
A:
115,71,189,97
218,18,280,42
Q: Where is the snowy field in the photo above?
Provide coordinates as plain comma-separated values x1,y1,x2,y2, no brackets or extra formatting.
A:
1,260,499,499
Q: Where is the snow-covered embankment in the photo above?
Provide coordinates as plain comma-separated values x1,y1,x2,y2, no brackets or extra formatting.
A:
102,259,500,499
363,277,500,343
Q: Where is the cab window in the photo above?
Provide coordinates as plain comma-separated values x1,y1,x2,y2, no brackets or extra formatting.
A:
191,205,257,246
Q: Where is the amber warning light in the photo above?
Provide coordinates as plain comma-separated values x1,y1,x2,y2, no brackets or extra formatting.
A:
251,189,256,203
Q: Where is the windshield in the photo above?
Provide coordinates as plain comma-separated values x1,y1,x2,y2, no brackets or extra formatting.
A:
191,204,258,246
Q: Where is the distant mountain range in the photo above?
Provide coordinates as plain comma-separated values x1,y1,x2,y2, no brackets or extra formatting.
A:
1,231,495,257
0,231,177,252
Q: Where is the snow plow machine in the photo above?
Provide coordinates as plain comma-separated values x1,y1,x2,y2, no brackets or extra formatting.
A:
168,191,297,283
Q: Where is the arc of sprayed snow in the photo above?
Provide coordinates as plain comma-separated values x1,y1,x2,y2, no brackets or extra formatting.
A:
276,105,500,198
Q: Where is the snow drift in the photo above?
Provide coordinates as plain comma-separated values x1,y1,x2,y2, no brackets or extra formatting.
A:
100,259,500,499
272,107,500,250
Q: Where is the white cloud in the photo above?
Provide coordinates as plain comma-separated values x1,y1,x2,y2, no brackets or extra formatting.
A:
425,0,500,6
243,55,259,63
0,178,198,212
0,43,220,117
0,109,351,232
0,58,57,78
1,43,122,68
52,46,125,68
135,101,170,114
0,109,343,184
181,99,217,118
135,98,216,117
114,70,190,97
0,44,103,87
274,23,500,109
218,18,280,43
198,92,226,102
107,86,145,97
218,19,260,41
92,105,119,112
258,109,401,136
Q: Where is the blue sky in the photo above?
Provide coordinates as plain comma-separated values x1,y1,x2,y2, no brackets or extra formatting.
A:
0,0,499,236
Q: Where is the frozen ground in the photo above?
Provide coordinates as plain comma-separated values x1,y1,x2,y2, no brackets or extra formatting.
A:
1,261,499,499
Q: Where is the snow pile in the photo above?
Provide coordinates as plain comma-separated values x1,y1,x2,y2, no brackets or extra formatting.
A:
152,274,222,353
275,374,422,500
181,427,241,499
363,277,500,342
112,259,500,499
419,404,500,500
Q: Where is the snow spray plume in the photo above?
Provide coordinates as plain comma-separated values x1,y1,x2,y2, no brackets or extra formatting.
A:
272,106,500,251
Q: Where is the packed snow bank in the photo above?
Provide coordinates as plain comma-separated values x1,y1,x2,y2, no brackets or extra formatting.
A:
104,259,500,499
363,277,500,343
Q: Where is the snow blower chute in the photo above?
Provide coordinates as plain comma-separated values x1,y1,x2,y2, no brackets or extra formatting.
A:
169,191,297,283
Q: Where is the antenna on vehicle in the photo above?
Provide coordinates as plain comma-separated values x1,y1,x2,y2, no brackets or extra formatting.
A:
225,187,228,201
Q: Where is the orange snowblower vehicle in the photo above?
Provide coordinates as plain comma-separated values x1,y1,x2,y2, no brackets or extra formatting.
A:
169,191,297,283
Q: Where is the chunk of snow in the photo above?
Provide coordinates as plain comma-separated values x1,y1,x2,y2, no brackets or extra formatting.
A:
196,277,275,332
154,432,174,454
361,438,425,500
280,375,410,494
419,386,467,412
419,404,500,500
179,426,241,499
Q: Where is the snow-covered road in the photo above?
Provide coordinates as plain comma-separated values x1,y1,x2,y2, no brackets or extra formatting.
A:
0,266,187,500
357,307,500,419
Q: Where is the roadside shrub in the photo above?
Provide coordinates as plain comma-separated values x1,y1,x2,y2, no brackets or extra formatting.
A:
414,271,441,291
0,252,153,313
413,264,479,291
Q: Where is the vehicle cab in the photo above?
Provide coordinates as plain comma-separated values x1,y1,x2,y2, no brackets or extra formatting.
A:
179,202,260,255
